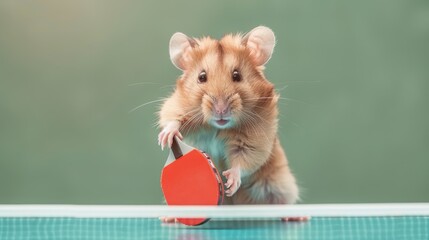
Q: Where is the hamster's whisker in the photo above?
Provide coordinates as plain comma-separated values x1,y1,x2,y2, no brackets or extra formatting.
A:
239,113,257,136
243,110,270,130
247,104,296,129
247,104,286,119
128,98,168,113
129,82,176,90
180,113,197,131
240,111,270,143
181,108,201,117
278,97,314,107
244,96,276,100
244,96,315,107
187,114,204,136
180,108,203,130
240,111,266,134
286,80,321,83
242,109,271,125
243,106,270,124
127,82,161,87
181,111,203,135
160,84,177,89
244,117,271,144
189,114,204,135
276,85,289,92
283,117,303,129
251,105,272,111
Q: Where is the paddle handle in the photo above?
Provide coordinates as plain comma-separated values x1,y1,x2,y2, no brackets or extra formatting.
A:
171,137,183,159
165,137,195,167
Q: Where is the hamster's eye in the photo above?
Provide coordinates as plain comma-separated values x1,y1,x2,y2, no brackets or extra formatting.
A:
198,71,207,83
232,70,241,82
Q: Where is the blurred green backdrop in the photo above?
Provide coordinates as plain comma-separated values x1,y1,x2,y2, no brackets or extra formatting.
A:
0,0,428,204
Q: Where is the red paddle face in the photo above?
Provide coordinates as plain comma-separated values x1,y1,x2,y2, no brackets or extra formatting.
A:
161,140,224,226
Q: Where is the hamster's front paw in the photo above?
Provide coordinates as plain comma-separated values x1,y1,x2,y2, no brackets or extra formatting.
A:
158,120,183,150
223,167,241,197
159,217,178,223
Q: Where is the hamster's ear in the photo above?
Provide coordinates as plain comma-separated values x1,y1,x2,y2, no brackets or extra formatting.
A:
242,26,276,66
169,32,198,70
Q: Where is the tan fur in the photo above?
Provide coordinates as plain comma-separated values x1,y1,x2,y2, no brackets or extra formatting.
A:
159,28,299,205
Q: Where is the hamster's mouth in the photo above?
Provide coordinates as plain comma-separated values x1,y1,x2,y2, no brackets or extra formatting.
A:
211,118,233,129
215,119,229,126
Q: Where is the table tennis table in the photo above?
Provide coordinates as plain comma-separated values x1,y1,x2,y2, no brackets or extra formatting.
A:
1,204,428,240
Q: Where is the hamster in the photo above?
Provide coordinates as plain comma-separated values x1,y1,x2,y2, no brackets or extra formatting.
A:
158,26,299,210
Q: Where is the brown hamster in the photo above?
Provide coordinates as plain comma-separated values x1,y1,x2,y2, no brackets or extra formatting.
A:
158,26,299,208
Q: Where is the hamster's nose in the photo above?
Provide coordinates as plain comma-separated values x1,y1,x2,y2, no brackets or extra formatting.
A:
214,102,230,116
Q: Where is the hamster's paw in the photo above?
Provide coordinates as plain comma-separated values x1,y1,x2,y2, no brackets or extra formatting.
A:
223,167,241,197
158,121,183,150
159,217,177,223
281,216,311,222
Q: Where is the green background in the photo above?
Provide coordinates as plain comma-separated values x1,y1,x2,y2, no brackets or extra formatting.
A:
0,0,428,204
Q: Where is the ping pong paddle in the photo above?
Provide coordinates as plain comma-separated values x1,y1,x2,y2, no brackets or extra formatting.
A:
160,137,224,226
